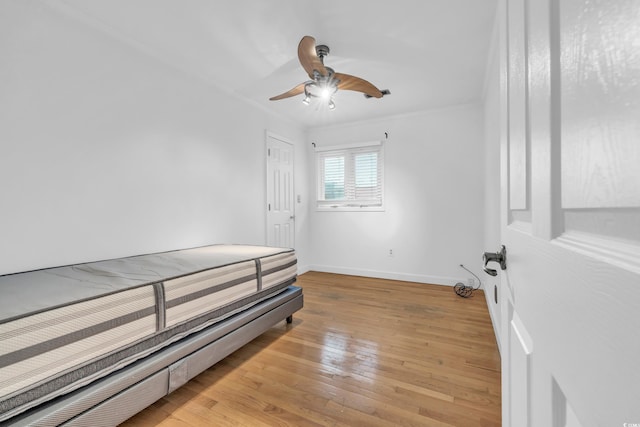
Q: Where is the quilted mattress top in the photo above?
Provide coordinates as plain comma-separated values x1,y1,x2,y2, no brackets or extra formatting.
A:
0,244,293,321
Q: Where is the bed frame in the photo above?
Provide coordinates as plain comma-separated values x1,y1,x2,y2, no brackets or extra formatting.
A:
0,245,303,426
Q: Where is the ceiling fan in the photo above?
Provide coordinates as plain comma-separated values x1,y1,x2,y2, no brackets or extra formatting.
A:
269,36,390,109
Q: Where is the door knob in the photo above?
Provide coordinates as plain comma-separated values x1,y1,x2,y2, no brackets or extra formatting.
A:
483,245,507,276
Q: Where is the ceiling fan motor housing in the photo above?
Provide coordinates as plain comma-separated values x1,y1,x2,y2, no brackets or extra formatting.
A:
315,44,330,62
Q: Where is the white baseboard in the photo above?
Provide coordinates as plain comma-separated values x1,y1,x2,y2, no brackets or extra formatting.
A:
296,264,311,276
306,264,467,287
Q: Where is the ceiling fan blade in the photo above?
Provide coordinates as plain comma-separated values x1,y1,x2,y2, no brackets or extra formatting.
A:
269,82,306,101
298,36,328,78
334,72,383,98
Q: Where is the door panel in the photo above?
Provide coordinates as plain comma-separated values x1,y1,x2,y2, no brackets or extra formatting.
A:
499,0,640,425
559,0,640,210
510,312,533,427
508,0,529,213
266,133,295,248
552,379,584,427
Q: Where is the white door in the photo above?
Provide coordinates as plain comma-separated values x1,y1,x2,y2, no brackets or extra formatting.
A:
266,132,295,248
498,0,640,426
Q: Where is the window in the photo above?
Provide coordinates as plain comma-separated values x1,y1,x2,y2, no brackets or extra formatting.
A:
316,141,384,210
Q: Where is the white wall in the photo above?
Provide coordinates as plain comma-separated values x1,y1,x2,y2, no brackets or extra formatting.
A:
482,15,502,349
307,105,485,286
0,2,489,295
0,2,308,275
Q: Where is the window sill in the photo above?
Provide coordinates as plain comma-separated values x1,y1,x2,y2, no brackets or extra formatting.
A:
316,205,385,212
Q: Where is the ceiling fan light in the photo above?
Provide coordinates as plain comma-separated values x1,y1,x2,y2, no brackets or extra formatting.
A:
302,95,311,106
328,99,336,110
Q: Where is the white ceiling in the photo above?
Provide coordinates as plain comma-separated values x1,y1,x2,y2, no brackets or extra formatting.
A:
54,0,498,129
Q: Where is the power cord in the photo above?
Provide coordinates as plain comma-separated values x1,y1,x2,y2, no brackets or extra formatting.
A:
454,264,482,298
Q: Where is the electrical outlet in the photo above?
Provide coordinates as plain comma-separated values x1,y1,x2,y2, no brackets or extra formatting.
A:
388,249,394,257
467,278,474,287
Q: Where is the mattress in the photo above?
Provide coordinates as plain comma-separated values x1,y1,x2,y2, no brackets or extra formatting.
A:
0,244,297,422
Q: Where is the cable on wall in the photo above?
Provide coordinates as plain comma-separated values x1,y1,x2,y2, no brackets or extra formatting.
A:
454,264,483,298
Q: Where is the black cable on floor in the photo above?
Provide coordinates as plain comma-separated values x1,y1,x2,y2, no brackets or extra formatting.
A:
454,264,482,298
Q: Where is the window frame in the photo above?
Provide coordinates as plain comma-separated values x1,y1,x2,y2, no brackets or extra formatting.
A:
315,140,385,212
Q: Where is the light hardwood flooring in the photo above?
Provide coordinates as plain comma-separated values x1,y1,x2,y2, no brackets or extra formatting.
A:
120,271,501,426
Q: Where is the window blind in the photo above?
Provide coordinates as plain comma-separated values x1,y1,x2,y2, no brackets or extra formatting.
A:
316,142,384,210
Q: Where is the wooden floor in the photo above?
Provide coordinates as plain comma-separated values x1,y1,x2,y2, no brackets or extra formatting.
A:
120,272,501,426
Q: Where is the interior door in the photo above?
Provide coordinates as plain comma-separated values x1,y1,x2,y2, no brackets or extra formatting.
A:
498,0,640,426
266,132,295,248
